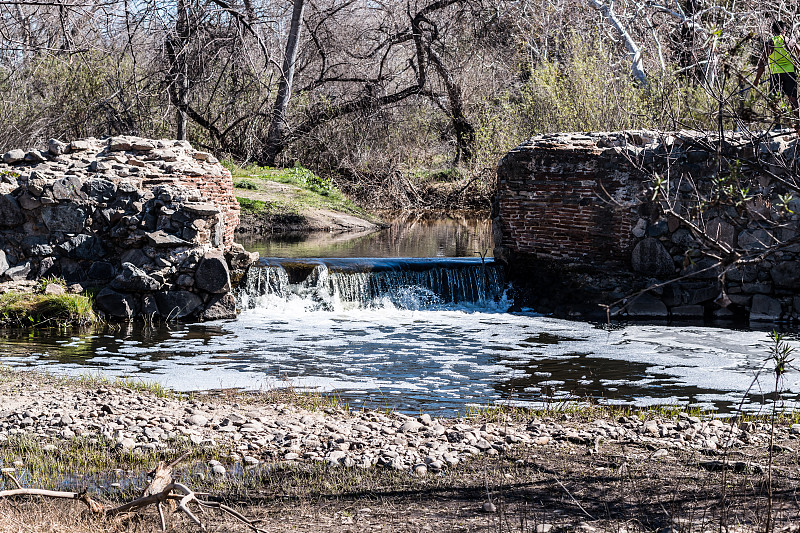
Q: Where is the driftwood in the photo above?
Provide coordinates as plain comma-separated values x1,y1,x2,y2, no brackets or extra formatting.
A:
0,454,265,532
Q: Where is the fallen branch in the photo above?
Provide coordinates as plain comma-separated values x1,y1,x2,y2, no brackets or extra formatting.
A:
0,454,266,532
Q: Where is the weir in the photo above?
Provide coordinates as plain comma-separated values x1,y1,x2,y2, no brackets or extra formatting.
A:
238,257,506,311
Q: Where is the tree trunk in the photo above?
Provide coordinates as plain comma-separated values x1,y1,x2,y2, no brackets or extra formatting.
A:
175,0,189,140
264,0,305,166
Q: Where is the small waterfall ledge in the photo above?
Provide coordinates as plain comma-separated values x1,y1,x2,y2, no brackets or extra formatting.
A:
238,257,507,312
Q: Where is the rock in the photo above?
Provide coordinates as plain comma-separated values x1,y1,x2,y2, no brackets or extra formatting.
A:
57,234,106,260
0,250,8,276
706,218,736,249
195,250,231,294
48,138,67,156
184,203,220,216
88,261,115,280
2,149,25,164
95,288,138,318
750,294,782,322
4,261,31,281
771,262,800,289
0,194,25,227
326,450,346,465
631,237,675,278
43,283,66,296
187,414,208,426
155,290,203,318
737,229,772,251
120,249,152,268
412,464,427,476
400,420,424,433
18,192,42,210
201,293,237,321
52,175,87,201
117,437,136,451
631,218,647,238
84,178,117,202
111,263,161,292
625,294,668,318
25,150,46,163
70,140,90,151
145,230,190,248
108,137,133,151
41,204,87,233
535,525,553,533
211,464,226,476
481,502,497,513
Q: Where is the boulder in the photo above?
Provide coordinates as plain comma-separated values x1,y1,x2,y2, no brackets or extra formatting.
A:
195,250,231,293
120,248,152,268
201,293,237,320
18,191,42,210
47,138,67,156
95,288,138,318
770,262,800,289
625,293,668,318
631,238,674,278
2,149,25,164
750,294,783,322
41,204,87,233
4,261,32,281
155,290,203,319
52,175,87,201
0,194,25,227
84,178,117,202
57,234,106,260
87,261,116,280
111,263,161,292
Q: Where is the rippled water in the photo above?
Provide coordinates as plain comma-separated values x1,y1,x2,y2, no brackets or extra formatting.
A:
2,302,798,417
1,218,799,416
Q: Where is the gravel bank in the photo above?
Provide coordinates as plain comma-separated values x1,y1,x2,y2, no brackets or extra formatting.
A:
2,371,796,476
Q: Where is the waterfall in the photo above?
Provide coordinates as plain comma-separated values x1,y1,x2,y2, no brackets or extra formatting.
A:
238,258,507,311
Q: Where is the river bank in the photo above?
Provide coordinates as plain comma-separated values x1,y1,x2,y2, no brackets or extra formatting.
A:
0,368,799,532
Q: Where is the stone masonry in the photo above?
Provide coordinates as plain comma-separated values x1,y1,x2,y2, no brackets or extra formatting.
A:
0,136,258,320
494,129,800,323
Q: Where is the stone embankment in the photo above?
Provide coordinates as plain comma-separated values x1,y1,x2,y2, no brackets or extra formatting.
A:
0,137,258,320
495,129,800,323
1,376,793,475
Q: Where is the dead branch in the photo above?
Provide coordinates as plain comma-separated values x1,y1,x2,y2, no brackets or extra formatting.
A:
0,454,265,532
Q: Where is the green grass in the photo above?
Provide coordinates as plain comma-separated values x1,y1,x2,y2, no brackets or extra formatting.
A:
225,161,375,220
0,292,97,328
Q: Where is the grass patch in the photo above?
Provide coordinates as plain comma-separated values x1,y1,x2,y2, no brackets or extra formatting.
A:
225,161,375,220
0,292,97,328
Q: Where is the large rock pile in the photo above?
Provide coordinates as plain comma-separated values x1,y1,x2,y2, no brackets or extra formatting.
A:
0,136,258,320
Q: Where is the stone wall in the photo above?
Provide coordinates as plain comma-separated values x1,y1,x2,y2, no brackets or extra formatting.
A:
494,130,800,323
0,136,257,321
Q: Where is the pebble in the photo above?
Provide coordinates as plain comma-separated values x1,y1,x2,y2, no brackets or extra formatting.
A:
481,502,496,513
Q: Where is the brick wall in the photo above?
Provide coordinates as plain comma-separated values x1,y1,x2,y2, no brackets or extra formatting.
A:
495,136,645,267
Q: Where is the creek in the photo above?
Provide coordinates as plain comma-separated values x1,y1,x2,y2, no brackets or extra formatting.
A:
1,215,799,417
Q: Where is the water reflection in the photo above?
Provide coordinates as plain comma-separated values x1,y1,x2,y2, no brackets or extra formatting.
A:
239,213,492,258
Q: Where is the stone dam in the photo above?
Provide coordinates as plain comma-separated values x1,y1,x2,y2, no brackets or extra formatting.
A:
494,129,800,324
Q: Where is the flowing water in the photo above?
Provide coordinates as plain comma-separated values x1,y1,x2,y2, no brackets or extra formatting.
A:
1,216,800,417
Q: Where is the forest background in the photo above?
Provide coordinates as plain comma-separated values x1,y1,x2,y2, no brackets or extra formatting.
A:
0,0,790,210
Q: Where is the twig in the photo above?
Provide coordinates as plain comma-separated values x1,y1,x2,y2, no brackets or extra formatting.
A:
553,476,595,520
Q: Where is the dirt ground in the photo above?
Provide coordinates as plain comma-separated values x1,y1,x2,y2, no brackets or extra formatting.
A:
1,426,798,533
